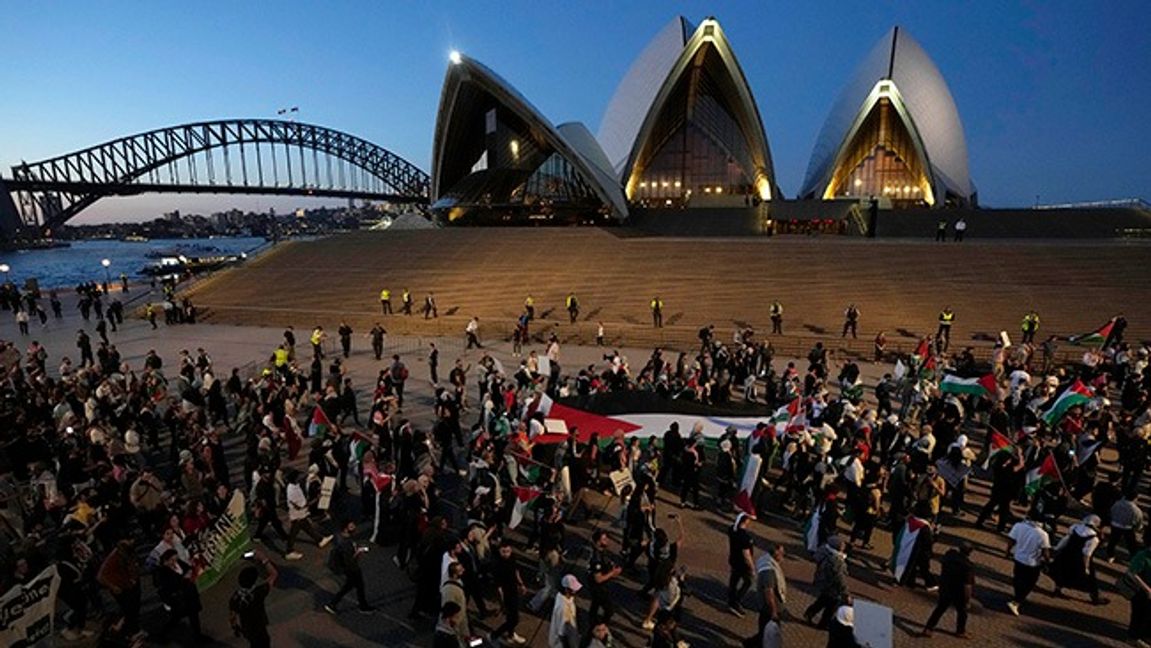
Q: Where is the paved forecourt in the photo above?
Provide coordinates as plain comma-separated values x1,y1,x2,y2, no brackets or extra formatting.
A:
0,291,1136,647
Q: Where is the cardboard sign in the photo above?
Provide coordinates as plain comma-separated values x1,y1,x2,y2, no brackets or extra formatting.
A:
318,476,337,511
608,469,635,496
853,599,893,648
0,566,59,647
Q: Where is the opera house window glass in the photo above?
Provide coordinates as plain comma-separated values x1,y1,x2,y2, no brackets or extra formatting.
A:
825,95,932,206
629,45,758,207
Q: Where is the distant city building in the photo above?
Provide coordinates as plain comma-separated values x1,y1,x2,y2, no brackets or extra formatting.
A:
800,26,977,208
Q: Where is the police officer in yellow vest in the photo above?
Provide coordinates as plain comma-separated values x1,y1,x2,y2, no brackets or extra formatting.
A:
566,293,579,324
770,301,784,335
272,344,290,377
650,296,663,328
937,306,955,349
379,288,392,315
1021,311,1040,344
524,295,535,321
401,288,413,316
310,326,325,359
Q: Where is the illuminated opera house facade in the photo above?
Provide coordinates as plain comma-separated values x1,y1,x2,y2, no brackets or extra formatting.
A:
430,19,974,225
799,27,977,208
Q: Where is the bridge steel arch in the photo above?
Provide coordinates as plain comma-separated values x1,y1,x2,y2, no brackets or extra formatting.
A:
4,119,430,234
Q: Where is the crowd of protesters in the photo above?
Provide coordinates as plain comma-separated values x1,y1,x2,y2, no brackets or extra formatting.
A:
1,273,1150,648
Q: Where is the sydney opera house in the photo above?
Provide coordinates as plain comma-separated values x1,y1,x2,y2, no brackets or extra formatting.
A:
429,17,974,225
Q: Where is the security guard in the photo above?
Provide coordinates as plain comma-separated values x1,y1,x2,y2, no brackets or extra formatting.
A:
401,288,413,316
566,293,579,324
272,344,290,377
770,301,784,335
650,296,663,328
310,326,325,359
843,304,860,339
1021,311,1040,344
937,307,955,348
524,295,535,321
379,288,392,315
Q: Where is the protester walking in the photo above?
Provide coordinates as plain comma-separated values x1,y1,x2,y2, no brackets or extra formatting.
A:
920,541,974,638
324,520,375,614
1006,510,1052,616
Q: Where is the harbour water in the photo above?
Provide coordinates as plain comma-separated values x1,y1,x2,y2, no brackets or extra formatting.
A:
0,237,267,288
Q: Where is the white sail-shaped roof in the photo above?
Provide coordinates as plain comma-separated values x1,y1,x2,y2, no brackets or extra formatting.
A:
597,17,693,180
801,27,975,205
431,54,628,220
597,17,776,200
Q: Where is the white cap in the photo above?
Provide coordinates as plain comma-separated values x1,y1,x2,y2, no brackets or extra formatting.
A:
561,574,582,592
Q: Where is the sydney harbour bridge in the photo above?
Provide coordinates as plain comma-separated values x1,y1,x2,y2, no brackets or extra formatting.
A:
0,119,430,237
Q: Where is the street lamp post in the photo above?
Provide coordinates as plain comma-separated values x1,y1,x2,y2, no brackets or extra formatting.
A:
101,258,111,293
0,264,9,284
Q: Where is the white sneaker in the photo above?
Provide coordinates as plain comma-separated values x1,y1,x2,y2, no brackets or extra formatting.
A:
642,619,655,630
511,633,527,645
286,551,304,560
1006,600,1020,616
320,535,334,548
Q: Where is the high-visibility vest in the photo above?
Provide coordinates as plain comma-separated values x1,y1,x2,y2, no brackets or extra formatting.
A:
380,289,390,300
525,296,534,306
771,302,782,316
939,311,954,324
651,299,662,310
273,348,289,367
310,329,323,345
567,296,576,308
402,291,411,303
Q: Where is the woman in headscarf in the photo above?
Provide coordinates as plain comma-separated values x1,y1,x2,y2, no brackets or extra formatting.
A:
827,601,864,647
1050,514,1107,605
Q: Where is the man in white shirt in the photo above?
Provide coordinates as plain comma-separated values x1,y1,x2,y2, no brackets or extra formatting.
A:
1005,511,1051,615
549,574,581,648
465,317,482,349
285,470,333,560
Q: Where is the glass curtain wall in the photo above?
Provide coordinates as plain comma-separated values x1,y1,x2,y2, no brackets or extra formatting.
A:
629,45,756,207
824,97,932,206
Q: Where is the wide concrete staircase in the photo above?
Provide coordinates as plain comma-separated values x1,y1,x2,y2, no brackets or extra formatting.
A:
188,229,1151,361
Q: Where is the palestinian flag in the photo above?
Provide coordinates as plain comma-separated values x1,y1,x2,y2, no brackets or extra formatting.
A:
891,516,929,582
1025,453,1060,496
509,485,542,529
1068,318,1115,348
532,402,642,445
803,505,822,553
940,373,997,397
509,452,543,484
1041,380,1093,427
913,337,931,363
308,406,333,438
772,397,806,436
732,454,762,518
981,430,1015,470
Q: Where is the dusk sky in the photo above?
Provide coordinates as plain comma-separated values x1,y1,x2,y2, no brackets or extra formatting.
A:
1,1,1148,222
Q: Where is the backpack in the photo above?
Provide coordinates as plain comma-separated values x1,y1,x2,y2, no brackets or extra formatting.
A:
398,366,409,381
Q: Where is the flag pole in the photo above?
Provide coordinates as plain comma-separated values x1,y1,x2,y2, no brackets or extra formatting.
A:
1045,447,1073,497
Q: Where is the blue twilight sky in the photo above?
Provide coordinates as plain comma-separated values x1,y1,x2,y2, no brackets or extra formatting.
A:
1,1,1148,222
